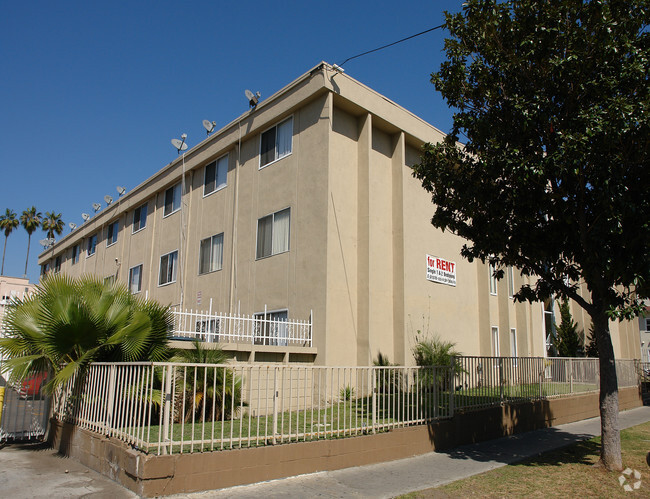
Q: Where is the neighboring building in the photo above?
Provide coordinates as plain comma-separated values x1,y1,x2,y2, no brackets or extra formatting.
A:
0,276,34,328
37,62,641,365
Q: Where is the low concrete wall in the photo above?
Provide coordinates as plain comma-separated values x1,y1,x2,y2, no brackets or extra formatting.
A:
48,386,643,497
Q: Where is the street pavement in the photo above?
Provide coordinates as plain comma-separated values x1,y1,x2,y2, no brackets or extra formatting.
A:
0,406,648,498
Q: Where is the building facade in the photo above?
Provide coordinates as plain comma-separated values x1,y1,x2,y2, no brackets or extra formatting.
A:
38,62,641,365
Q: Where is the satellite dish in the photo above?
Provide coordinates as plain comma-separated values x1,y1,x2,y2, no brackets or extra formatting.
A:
69,222,77,231
171,136,188,154
92,203,102,213
104,195,113,205
81,213,90,222
202,120,216,135
116,186,126,196
39,238,50,247
245,89,261,109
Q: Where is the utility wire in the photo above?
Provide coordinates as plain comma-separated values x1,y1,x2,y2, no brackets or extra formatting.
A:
337,24,445,67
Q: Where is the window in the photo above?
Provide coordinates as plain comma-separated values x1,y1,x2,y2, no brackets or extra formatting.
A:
489,262,498,295
544,298,556,356
106,220,119,246
507,266,515,298
158,250,178,286
256,208,290,259
645,318,650,332
54,255,62,274
71,244,79,265
491,326,500,356
129,264,142,294
259,117,293,168
199,233,224,274
164,184,181,217
510,328,518,364
41,263,50,276
104,275,115,286
133,203,148,233
254,310,288,346
87,234,97,256
203,155,228,196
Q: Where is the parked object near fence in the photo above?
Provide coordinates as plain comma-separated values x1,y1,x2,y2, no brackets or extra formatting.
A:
171,306,312,347
50,356,643,456
0,373,50,442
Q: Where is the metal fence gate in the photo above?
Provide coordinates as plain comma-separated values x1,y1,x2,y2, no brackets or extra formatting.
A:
0,364,50,443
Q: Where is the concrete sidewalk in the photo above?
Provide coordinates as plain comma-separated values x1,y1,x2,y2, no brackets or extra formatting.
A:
173,406,650,498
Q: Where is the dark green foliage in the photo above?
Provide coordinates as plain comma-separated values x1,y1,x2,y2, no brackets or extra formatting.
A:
555,300,583,357
0,273,173,392
412,335,464,390
585,323,599,358
373,351,394,367
171,340,243,422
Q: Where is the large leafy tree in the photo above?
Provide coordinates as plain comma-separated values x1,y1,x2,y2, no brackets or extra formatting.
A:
0,274,172,393
42,211,64,241
0,209,20,276
19,206,42,277
413,0,649,470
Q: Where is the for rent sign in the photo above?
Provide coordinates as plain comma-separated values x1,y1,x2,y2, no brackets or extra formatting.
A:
426,254,457,287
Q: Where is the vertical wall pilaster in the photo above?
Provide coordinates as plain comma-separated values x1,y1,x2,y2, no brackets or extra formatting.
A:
391,132,406,364
357,113,372,366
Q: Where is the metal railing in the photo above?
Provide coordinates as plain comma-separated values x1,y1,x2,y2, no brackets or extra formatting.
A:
50,356,645,455
171,306,312,347
52,363,452,454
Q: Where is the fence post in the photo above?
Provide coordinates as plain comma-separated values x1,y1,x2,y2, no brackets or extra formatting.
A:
162,365,172,455
105,365,117,436
569,358,573,393
272,366,278,445
371,368,377,433
449,360,455,418
498,357,504,403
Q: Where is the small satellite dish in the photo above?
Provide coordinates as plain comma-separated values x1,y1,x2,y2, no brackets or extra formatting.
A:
39,238,50,247
104,195,113,205
117,186,126,196
69,222,77,231
245,89,261,109
171,136,188,154
81,213,90,222
202,120,216,135
92,203,102,213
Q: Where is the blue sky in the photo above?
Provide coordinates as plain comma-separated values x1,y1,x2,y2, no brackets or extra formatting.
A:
0,1,462,283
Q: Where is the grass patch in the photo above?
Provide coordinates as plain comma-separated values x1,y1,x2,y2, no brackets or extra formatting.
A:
402,422,650,498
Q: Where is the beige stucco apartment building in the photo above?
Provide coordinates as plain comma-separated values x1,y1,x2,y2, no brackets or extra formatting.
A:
37,62,641,366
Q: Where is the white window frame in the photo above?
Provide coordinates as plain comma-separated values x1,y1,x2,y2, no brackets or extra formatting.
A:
158,250,178,286
87,234,97,257
510,328,518,365
491,326,500,357
106,220,119,247
163,184,181,217
198,233,224,275
129,264,143,294
71,244,79,265
507,266,515,298
132,203,148,233
254,309,289,346
259,116,293,169
256,208,290,260
489,262,498,295
203,154,228,197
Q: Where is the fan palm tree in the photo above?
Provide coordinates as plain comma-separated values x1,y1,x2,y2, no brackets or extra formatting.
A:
0,273,173,393
172,340,243,422
19,206,42,278
42,211,64,241
0,209,19,275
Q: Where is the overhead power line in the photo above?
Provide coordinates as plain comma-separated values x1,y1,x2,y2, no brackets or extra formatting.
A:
337,24,445,67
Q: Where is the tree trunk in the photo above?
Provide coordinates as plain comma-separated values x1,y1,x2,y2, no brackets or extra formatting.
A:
594,309,622,471
24,234,31,278
1,235,7,275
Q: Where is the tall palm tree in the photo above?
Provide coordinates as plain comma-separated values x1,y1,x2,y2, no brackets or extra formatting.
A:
0,209,19,276
19,206,42,278
0,273,173,393
42,211,64,241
